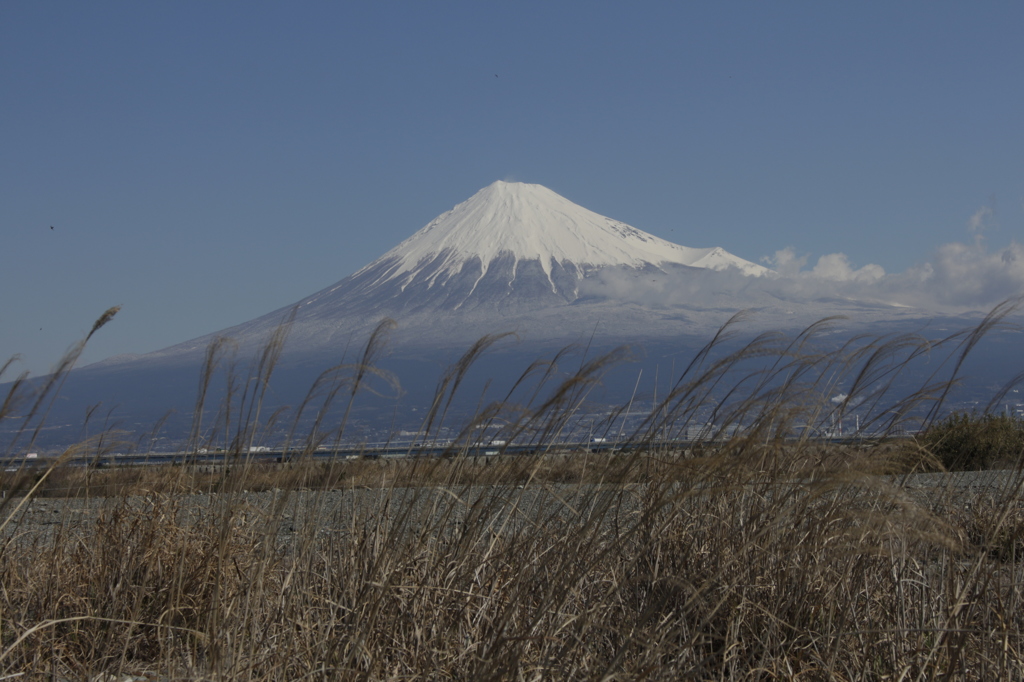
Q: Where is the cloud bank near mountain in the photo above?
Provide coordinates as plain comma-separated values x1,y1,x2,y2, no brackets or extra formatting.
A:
580,238,1024,313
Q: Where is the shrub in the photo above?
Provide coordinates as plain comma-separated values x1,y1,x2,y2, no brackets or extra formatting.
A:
919,411,1024,471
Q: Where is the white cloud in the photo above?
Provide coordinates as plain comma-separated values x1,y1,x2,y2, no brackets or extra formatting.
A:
579,238,1024,315
901,240,1024,307
968,205,993,239
810,253,886,282
763,249,885,283
763,248,807,277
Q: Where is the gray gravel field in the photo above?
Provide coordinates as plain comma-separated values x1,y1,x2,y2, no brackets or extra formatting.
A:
3,469,1023,542
0,482,646,545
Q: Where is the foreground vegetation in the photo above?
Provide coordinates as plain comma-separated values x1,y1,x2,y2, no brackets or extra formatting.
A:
920,411,1024,472
0,302,1022,679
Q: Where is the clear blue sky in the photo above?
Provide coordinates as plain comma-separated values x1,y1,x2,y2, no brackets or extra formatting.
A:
3,2,1022,375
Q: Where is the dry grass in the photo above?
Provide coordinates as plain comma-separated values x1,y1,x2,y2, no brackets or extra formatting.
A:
0,441,916,499
0,305,1023,679
1,449,1023,680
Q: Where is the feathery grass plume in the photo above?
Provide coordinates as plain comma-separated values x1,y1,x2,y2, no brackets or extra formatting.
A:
923,296,1023,425
417,331,516,447
276,318,400,461
440,342,613,458
87,305,121,340
0,356,21,385
185,335,236,458
210,356,241,454
129,410,174,466
4,306,120,457
0,363,29,427
285,363,352,456
331,317,399,447
523,345,632,449
228,308,295,457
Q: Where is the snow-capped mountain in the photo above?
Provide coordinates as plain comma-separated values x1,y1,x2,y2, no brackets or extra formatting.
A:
101,181,770,367
20,181,1017,448
307,180,768,317
363,180,768,295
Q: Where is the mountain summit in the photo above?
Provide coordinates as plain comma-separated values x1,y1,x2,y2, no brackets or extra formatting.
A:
289,180,767,320
366,181,768,296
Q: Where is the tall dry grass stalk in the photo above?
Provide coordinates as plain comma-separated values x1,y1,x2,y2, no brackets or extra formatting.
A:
0,303,1023,679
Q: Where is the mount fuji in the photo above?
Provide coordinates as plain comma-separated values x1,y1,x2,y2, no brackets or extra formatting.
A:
17,181,1014,447
95,180,772,369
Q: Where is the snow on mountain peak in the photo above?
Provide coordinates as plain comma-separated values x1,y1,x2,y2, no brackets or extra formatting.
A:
357,181,768,292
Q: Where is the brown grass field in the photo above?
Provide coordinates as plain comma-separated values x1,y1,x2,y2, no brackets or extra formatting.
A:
1,304,1023,680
